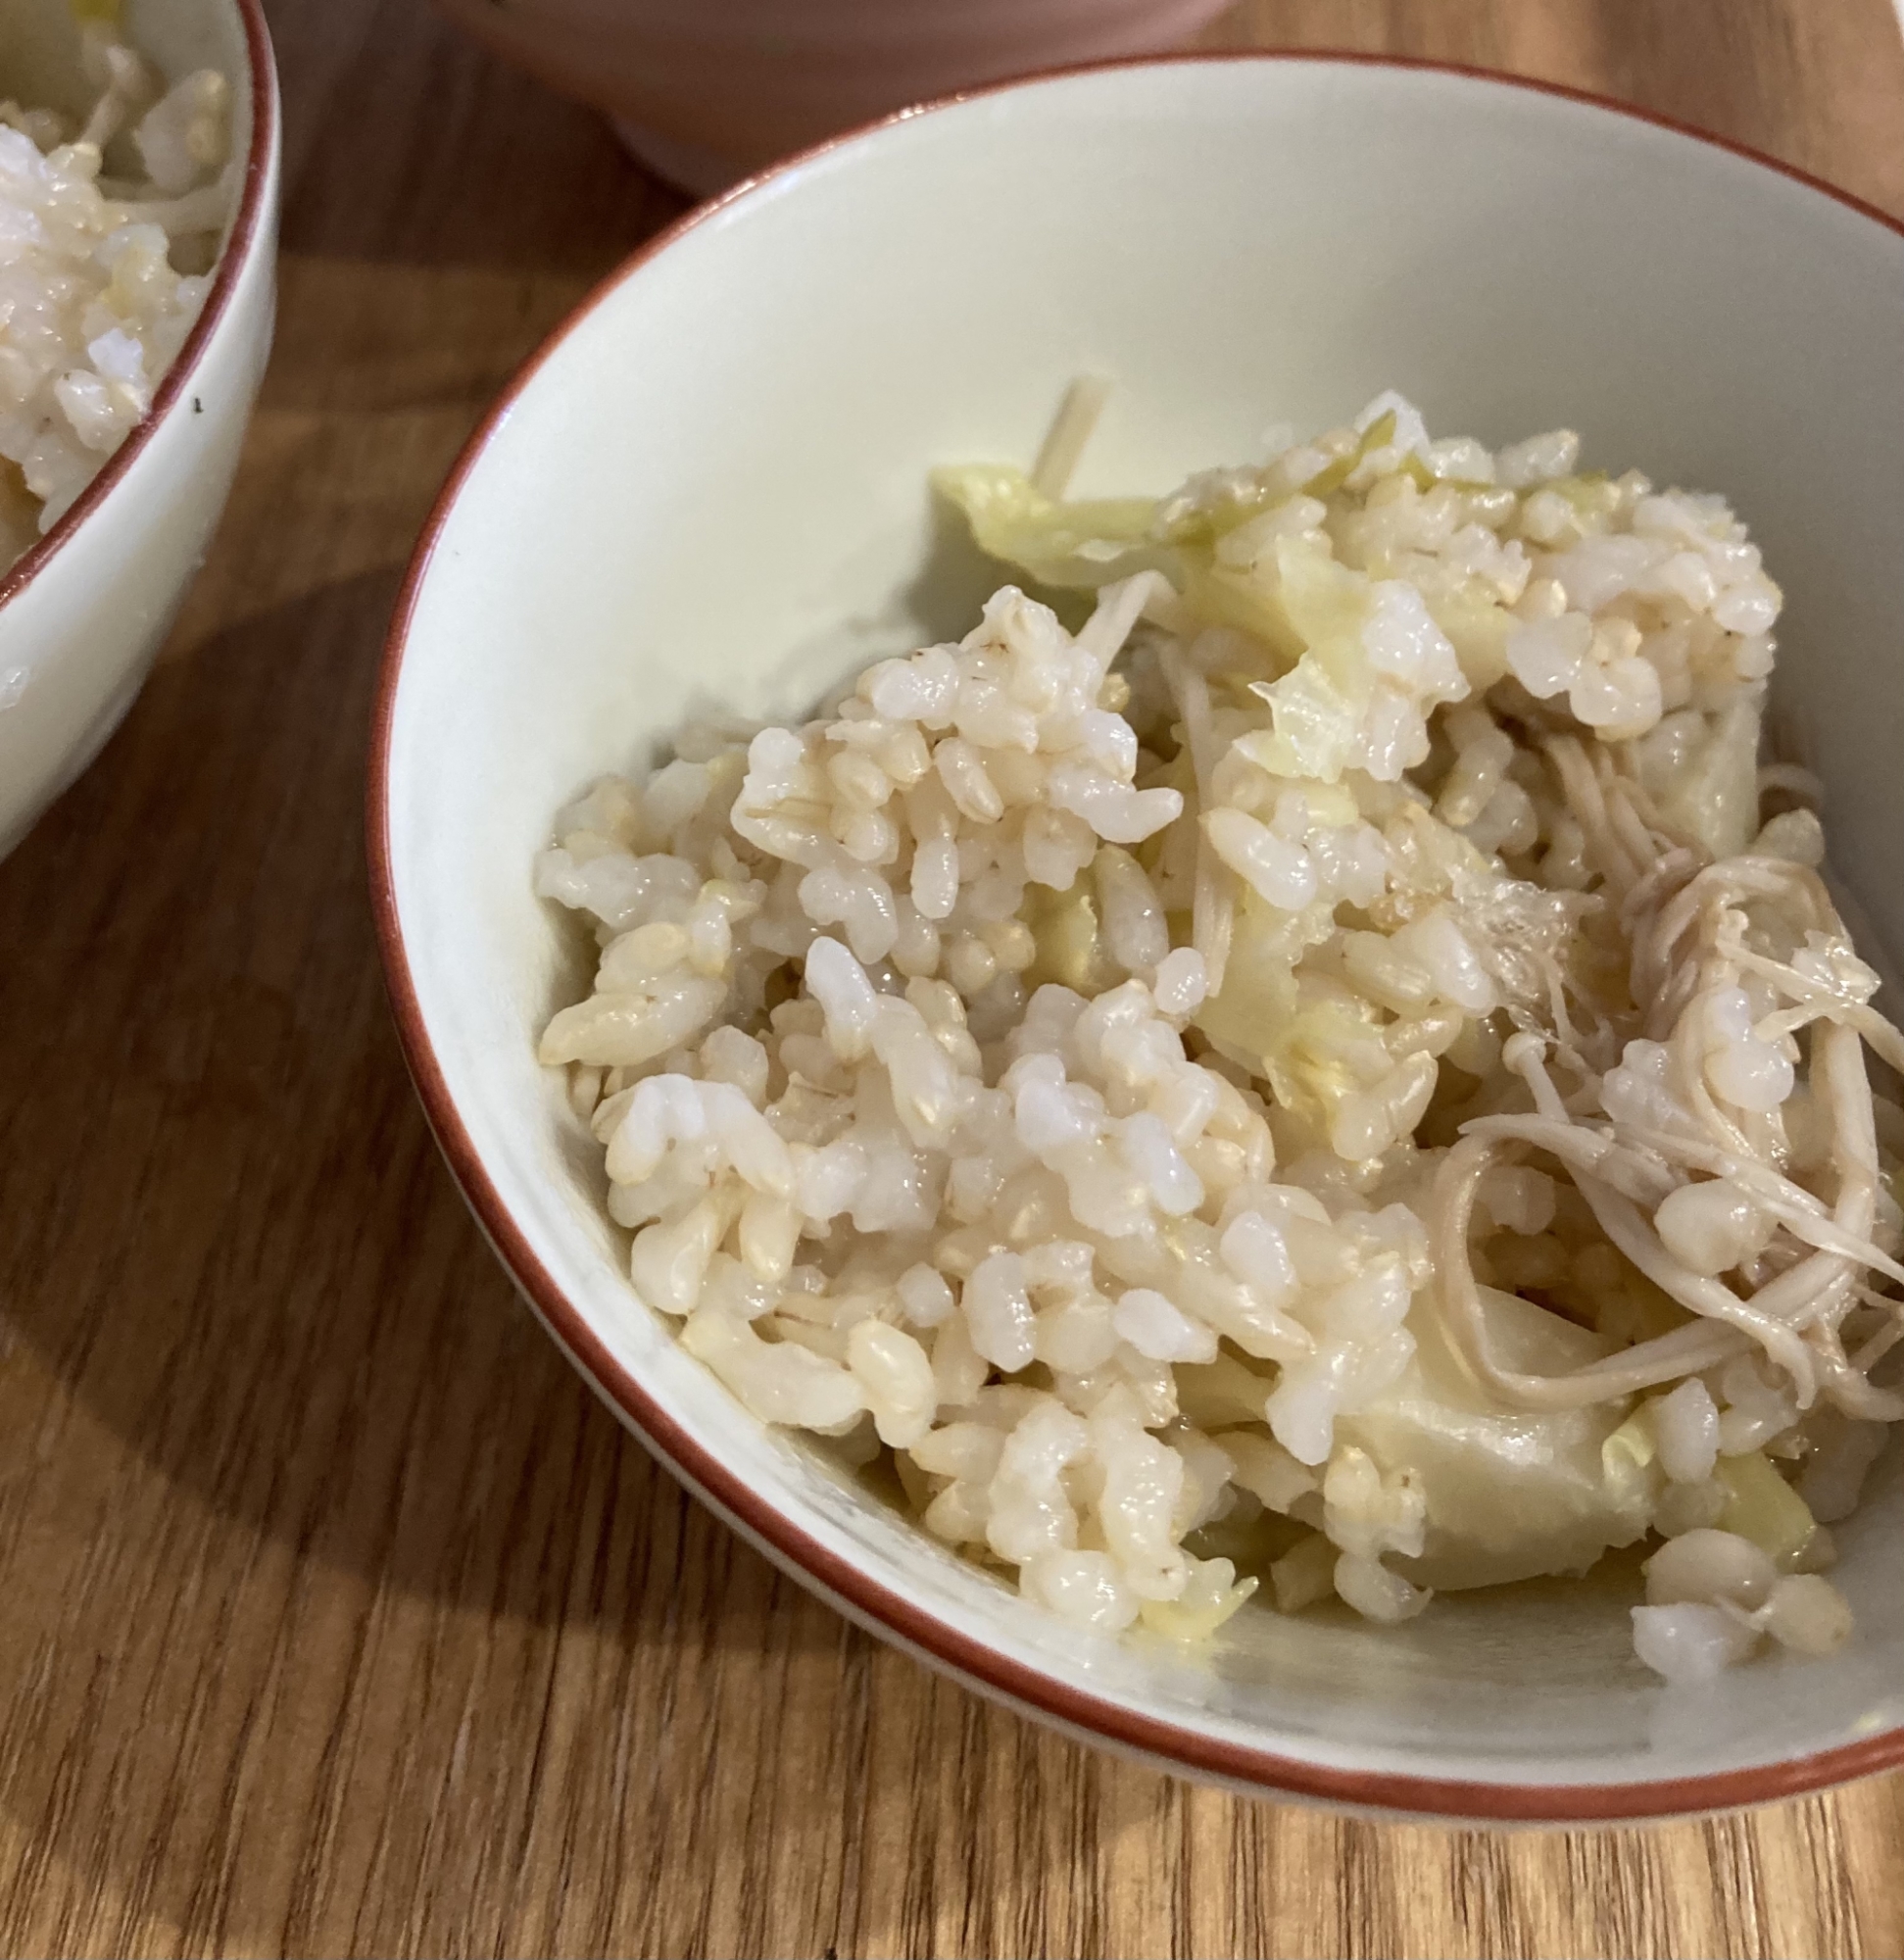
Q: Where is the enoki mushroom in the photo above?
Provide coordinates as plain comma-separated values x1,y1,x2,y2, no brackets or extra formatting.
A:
1429,737,1904,1419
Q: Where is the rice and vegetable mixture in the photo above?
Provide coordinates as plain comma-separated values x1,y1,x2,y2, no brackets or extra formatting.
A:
0,21,231,567
537,391,1903,1681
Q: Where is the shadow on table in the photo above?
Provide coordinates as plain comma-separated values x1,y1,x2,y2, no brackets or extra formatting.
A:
0,570,824,1661
270,0,690,278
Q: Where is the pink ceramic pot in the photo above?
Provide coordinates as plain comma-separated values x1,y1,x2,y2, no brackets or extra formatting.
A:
430,0,1236,192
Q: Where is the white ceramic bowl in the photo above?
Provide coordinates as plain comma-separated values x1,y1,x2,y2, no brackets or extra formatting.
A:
0,0,278,859
372,57,1904,1820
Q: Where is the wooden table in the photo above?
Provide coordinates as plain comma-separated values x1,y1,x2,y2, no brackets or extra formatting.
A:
3,1,1902,1952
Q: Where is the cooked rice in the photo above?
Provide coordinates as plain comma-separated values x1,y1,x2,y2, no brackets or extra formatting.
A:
537,391,1903,1676
0,24,231,566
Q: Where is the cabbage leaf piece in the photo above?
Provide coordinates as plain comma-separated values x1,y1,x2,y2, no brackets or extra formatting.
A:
1337,1286,1656,1590
929,464,1161,590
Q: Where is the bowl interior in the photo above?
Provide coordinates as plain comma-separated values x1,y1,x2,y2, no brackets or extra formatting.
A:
381,58,1904,1809
0,0,251,128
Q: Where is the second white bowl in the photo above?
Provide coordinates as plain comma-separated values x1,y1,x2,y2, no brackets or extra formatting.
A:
0,0,278,858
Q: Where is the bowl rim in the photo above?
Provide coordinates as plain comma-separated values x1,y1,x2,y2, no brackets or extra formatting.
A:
367,47,1904,1824
0,0,278,618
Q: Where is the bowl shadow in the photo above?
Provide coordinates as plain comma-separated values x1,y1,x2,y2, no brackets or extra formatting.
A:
0,570,832,1662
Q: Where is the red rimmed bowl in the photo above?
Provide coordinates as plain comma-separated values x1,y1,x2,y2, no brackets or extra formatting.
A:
370,54,1904,1821
0,0,278,858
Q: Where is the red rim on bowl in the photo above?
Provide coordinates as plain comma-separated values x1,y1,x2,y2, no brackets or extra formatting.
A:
0,0,278,617
367,50,1904,1824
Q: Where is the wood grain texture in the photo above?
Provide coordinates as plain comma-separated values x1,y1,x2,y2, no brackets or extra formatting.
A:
1,0,1901,1952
